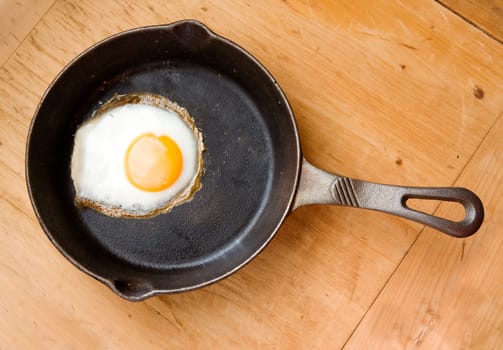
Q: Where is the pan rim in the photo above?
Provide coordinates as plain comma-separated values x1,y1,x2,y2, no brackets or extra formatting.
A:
25,19,302,300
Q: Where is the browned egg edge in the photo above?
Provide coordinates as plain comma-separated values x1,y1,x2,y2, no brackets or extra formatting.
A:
73,92,205,219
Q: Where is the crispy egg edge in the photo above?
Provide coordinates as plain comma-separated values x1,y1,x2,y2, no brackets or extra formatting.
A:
73,92,205,219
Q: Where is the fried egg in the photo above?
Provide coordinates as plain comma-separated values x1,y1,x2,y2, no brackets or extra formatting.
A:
70,93,204,218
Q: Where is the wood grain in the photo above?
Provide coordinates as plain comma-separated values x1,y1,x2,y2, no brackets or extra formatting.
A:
0,0,55,66
438,0,503,43
345,114,503,349
0,0,502,348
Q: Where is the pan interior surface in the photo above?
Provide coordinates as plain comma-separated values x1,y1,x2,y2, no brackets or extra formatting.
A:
26,22,300,296
80,61,274,267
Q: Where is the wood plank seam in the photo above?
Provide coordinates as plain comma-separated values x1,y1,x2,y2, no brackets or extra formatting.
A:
435,0,503,45
341,109,503,349
340,215,428,349
0,0,58,69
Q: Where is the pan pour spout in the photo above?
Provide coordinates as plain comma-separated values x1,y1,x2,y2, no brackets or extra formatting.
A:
111,279,155,301
293,159,484,238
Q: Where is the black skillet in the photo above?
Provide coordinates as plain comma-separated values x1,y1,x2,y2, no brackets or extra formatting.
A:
26,20,484,301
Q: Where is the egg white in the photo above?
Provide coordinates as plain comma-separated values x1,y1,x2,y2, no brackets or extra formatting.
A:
71,102,201,216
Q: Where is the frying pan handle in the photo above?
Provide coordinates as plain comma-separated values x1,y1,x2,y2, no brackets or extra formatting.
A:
293,159,484,238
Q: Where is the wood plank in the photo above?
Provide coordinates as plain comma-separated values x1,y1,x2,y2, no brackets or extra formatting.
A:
0,0,502,348
0,0,55,67
344,113,503,349
438,0,503,43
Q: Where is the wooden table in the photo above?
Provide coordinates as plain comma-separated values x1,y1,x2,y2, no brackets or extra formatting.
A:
1,1,502,348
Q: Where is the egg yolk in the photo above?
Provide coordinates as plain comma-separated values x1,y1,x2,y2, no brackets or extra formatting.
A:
125,133,183,192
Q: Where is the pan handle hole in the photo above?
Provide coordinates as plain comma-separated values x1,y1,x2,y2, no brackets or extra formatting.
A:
113,279,153,300
405,198,466,222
